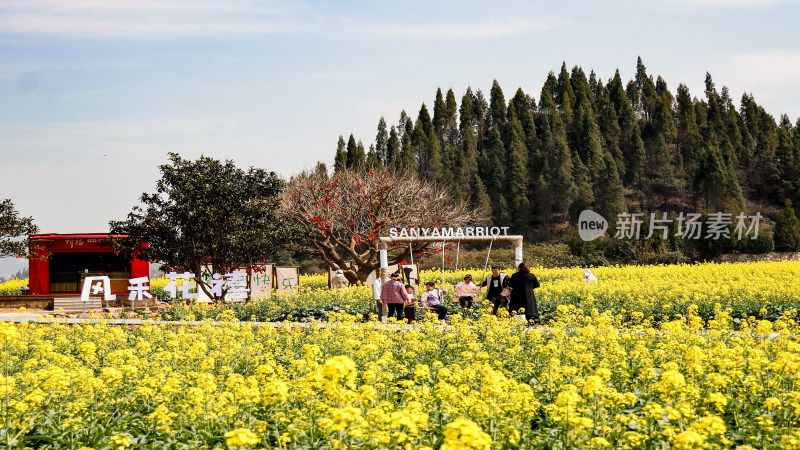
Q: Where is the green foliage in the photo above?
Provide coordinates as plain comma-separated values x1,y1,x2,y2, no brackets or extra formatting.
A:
773,200,800,251
109,153,285,295
334,135,347,172
345,134,365,169
0,199,39,258
331,58,799,241
736,233,775,254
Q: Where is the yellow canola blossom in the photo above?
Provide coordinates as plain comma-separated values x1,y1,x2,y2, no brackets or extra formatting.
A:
0,261,799,448
0,306,797,448
153,260,800,324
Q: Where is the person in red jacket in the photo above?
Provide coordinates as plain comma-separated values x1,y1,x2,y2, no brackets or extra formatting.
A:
380,271,409,321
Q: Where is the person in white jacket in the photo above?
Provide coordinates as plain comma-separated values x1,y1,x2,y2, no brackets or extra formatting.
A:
372,277,387,321
583,268,598,284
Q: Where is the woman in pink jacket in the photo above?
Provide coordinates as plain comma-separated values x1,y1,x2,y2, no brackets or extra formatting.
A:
453,274,480,311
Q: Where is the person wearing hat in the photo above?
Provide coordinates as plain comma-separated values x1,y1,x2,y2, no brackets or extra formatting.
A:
380,271,409,321
331,269,349,289
480,265,510,316
454,274,481,311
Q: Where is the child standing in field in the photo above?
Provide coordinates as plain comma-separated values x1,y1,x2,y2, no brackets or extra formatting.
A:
454,274,480,310
403,284,418,324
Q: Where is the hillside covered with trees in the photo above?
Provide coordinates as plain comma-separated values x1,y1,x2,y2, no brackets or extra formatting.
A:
332,58,800,245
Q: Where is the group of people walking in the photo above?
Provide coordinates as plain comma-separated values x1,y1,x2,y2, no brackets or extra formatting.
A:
373,262,540,324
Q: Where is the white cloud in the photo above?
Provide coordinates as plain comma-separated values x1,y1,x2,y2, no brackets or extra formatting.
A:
0,0,308,39
0,1,553,40
354,17,554,40
658,0,795,5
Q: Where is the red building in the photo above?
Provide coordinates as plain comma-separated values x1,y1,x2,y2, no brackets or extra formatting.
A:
28,233,148,295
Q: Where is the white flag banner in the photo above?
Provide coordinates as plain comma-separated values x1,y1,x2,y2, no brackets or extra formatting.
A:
275,266,300,294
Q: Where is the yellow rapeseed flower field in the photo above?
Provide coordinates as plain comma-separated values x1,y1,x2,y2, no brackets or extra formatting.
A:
160,261,800,323
1,261,800,448
1,308,799,448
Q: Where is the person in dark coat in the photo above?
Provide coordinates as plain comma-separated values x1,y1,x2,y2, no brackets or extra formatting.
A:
507,262,540,323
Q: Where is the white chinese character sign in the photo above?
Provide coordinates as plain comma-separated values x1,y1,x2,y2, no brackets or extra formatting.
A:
250,264,274,299
160,268,256,302
164,272,198,300
276,266,300,294
224,270,250,301
80,276,153,311
80,276,117,310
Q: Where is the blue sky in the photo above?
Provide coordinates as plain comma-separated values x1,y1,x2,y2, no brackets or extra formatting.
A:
1,0,800,274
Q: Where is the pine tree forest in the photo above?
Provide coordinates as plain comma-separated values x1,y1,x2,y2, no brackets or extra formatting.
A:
332,58,800,240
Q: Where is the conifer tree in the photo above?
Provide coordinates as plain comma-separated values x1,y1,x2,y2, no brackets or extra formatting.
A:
426,128,444,181
588,70,599,100
511,88,537,149
334,135,347,172
598,153,626,220
627,124,647,191
705,73,723,127
773,200,800,251
399,131,415,172
445,88,459,147
489,80,507,129
345,134,364,169
693,141,743,211
386,126,400,168
635,57,658,119
459,93,481,203
481,126,507,221
439,141,456,189
471,88,489,150
540,73,559,111
375,117,388,164
546,113,577,216
533,173,553,229
598,86,622,151
626,80,640,116
398,110,411,136
571,147,594,208
647,135,675,208
576,102,606,199
412,121,429,173
654,94,677,143
556,63,575,125
366,144,380,168
505,127,531,229
471,177,492,216
432,88,447,142
417,103,434,135
676,84,703,176
786,119,800,206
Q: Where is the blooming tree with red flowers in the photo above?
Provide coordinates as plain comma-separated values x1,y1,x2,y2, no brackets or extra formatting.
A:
281,169,479,284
